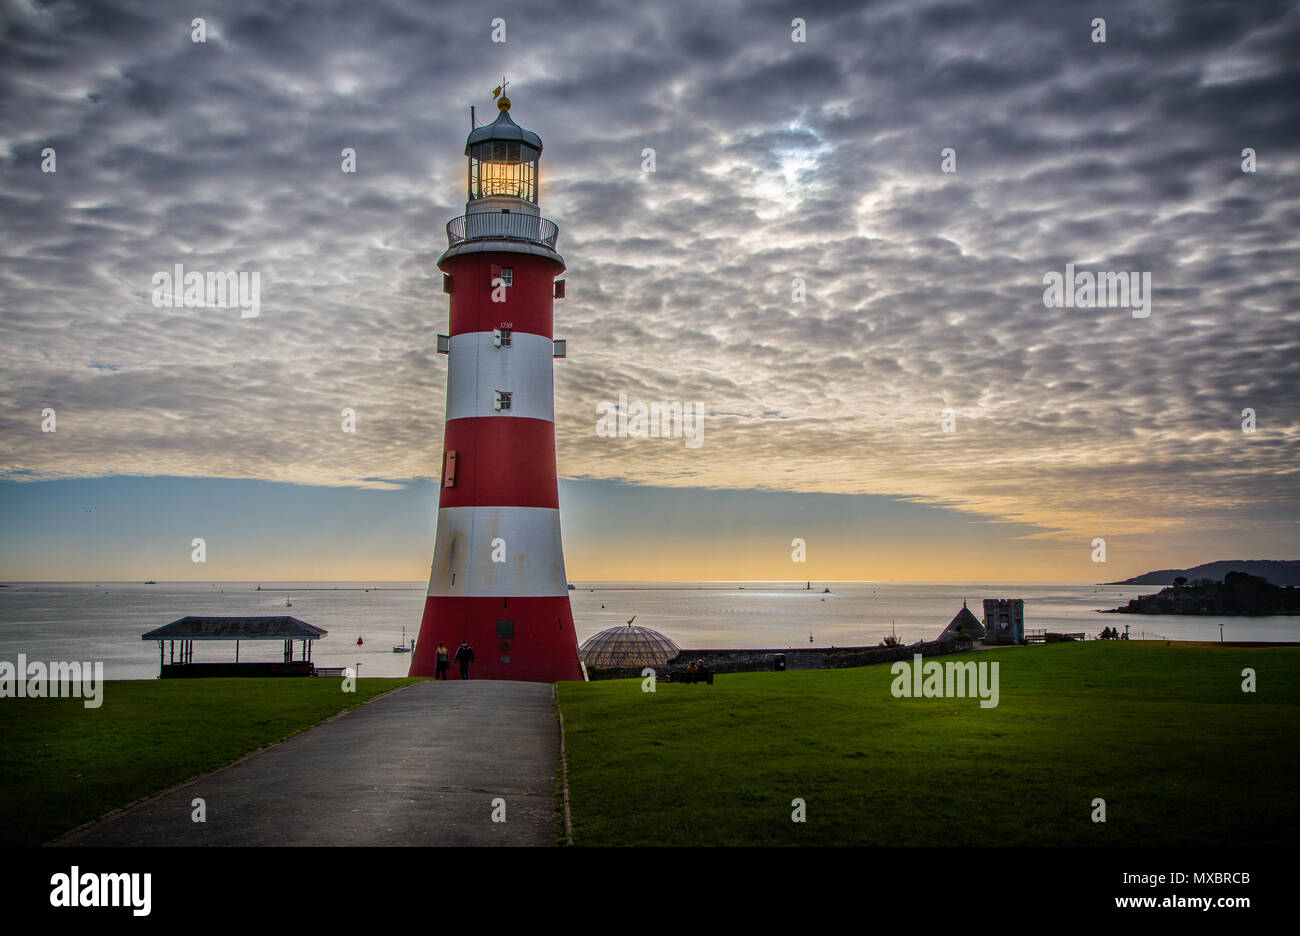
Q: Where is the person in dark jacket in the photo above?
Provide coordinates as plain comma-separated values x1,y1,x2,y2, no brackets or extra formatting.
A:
435,642,450,680
454,640,475,679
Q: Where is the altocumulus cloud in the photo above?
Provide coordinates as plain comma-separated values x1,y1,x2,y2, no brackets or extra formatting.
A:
1,0,1297,547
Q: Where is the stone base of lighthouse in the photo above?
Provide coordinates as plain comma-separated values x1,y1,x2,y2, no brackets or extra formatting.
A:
410,594,581,682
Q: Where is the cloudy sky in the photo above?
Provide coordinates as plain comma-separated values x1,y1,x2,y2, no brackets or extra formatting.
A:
1,0,1297,582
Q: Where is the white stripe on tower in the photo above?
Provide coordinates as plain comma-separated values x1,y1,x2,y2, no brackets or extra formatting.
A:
426,506,568,597
444,331,555,422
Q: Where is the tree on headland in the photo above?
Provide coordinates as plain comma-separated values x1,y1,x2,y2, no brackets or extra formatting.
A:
1109,571,1300,616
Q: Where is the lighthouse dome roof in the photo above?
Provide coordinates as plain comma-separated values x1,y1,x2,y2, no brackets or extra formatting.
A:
579,623,682,667
466,107,542,155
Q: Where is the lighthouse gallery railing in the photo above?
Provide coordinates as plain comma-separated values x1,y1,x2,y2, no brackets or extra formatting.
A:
446,212,559,250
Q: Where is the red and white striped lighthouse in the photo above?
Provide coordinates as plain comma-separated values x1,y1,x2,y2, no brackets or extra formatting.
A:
410,91,582,683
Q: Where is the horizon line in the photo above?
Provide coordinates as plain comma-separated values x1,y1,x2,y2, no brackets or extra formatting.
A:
0,578,1127,586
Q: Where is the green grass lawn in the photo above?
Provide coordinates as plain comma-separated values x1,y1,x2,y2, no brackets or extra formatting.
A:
557,642,1300,846
0,677,419,846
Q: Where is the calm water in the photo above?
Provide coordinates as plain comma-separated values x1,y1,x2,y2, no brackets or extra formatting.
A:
1,581,1296,680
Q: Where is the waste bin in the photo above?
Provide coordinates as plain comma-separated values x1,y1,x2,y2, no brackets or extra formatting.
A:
774,654,786,672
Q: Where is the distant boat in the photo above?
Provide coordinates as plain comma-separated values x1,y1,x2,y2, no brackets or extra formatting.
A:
144,580,156,585
567,583,576,590
285,596,292,607
822,587,831,594
393,626,412,653
357,636,364,645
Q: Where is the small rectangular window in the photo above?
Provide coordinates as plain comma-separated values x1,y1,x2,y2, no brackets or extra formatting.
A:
442,273,453,294
494,390,512,412
443,450,457,488
500,267,513,286
496,620,514,639
493,328,512,348
437,334,450,354
552,339,567,358
553,279,566,299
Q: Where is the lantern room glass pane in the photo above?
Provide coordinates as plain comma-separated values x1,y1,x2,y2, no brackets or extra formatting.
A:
468,142,539,202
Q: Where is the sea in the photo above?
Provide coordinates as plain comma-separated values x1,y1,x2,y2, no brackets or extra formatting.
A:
1,581,1297,681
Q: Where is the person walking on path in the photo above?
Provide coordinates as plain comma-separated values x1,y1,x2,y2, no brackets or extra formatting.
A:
454,640,475,680
435,641,450,680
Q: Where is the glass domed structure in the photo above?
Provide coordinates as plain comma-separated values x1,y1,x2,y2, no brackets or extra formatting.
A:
579,624,682,667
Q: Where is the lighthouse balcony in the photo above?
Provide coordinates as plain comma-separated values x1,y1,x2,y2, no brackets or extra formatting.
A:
447,212,559,250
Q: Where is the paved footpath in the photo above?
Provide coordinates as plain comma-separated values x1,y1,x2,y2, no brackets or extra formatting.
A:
58,681,560,847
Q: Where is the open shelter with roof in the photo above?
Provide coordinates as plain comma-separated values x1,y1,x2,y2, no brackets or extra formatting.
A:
141,616,328,678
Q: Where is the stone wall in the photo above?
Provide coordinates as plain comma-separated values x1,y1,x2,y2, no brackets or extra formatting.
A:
585,635,972,681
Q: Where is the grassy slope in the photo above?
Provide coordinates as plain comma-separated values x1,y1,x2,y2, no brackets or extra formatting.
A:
0,677,419,846
557,643,1300,846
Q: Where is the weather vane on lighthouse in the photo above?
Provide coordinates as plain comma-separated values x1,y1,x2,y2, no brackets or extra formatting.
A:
409,90,581,683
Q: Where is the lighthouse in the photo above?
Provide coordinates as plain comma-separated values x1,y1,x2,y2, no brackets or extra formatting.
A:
410,89,582,683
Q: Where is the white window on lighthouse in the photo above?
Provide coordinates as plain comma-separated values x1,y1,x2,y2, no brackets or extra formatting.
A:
500,267,513,286
493,328,512,348
494,390,513,412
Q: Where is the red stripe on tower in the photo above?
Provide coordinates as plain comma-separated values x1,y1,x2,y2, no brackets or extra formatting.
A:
410,91,582,683
447,254,558,339
438,418,559,510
